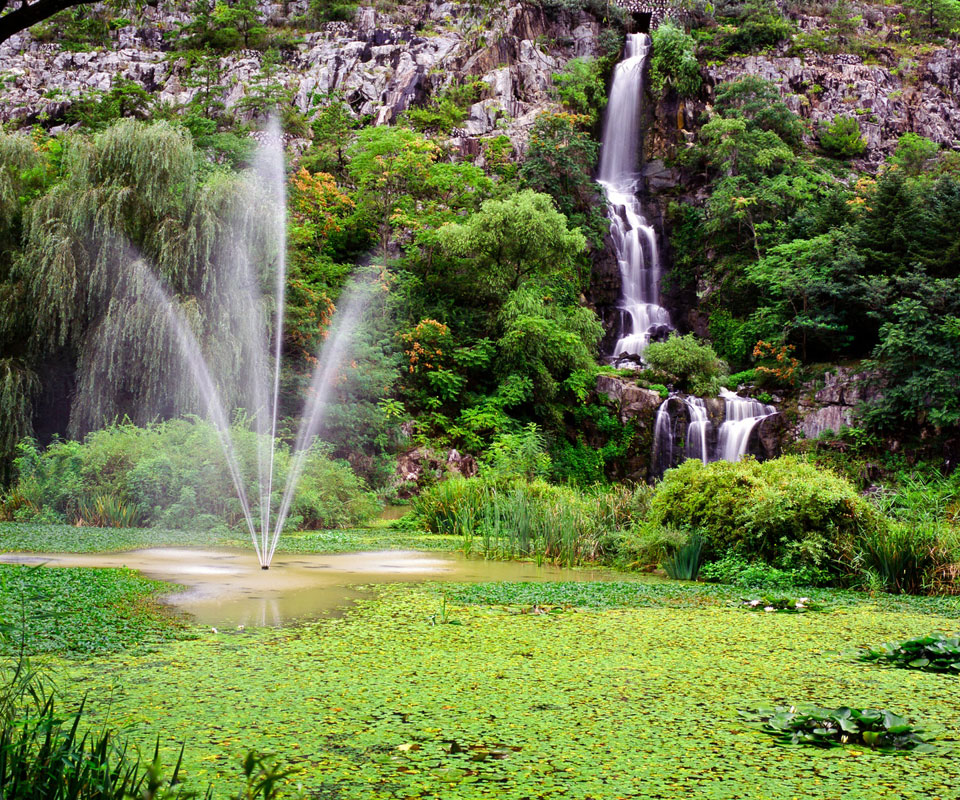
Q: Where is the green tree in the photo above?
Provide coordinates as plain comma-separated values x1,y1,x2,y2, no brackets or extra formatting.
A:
644,333,728,396
552,57,607,123
437,190,587,298
818,115,867,159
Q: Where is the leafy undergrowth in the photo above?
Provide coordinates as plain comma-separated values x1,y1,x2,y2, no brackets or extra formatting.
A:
859,632,960,673
65,584,960,799
0,564,189,655
222,529,460,554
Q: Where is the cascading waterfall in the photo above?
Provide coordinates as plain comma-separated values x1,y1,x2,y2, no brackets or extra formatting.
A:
683,397,709,463
597,33,672,360
716,389,776,463
652,389,776,475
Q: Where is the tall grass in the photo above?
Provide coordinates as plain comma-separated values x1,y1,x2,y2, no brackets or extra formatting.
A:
414,478,649,567
662,533,705,581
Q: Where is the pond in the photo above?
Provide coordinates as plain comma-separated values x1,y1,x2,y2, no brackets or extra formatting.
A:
0,548,635,627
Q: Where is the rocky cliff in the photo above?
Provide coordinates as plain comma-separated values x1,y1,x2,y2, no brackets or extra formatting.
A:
0,0,603,154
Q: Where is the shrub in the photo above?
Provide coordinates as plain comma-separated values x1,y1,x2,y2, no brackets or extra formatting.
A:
662,533,705,580
818,115,867,158
552,57,607,124
648,457,878,576
859,522,951,594
414,477,651,567
858,633,960,673
644,334,728,396
650,19,702,99
8,420,379,532
700,553,825,589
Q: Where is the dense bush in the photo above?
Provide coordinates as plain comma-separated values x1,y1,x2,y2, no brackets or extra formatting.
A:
647,457,878,575
649,19,702,99
818,115,867,158
644,334,728,395
6,419,379,531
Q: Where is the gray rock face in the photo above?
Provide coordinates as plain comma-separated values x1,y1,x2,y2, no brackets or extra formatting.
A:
0,0,599,153
708,47,960,165
797,366,883,439
596,374,663,423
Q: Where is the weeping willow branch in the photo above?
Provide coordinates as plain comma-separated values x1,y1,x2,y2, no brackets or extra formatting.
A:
0,358,39,483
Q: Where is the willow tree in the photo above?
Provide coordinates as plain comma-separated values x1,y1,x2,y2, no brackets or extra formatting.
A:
0,133,44,480
16,119,281,440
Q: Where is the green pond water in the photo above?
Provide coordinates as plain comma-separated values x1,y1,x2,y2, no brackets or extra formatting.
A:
0,548,634,628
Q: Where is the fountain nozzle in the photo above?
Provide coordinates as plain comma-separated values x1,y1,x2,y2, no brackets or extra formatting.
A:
261,565,269,570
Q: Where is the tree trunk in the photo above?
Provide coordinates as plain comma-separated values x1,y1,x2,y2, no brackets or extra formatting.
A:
0,0,95,46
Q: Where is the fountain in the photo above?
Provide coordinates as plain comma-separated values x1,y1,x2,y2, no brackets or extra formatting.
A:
135,119,368,569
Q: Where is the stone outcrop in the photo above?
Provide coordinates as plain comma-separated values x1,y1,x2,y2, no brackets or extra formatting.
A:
0,0,601,153
796,366,882,439
393,445,477,496
596,373,663,423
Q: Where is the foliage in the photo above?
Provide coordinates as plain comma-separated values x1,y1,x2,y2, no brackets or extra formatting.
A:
0,564,186,656
649,19,702,99
519,113,600,226
890,133,941,176
749,705,935,752
308,0,357,24
859,522,952,595
648,456,877,576
662,533,704,580
437,190,587,297
818,115,867,159
54,581,960,797
700,554,825,590
481,423,552,482
710,0,796,55
858,632,960,673
8,419,379,532
552,58,607,124
643,333,728,395
404,79,484,133
740,596,821,613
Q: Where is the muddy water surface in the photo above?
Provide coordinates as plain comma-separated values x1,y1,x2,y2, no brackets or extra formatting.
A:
0,548,633,627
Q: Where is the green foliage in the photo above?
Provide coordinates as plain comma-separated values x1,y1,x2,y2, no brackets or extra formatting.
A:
750,705,935,752
482,423,552,482
859,632,960,673
740,595,822,612
649,19,702,99
438,190,587,297
644,333,728,395
711,0,796,55
700,554,825,589
66,77,154,130
8,419,379,532
662,533,705,580
648,456,877,575
818,115,867,159
413,477,651,567
404,79,484,133
552,58,607,123
859,522,951,595
308,0,358,24
519,112,600,225
0,564,185,656
890,132,941,176
178,0,267,51
904,0,960,38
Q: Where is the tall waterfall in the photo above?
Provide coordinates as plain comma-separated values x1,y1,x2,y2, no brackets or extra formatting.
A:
683,397,709,463
597,33,671,360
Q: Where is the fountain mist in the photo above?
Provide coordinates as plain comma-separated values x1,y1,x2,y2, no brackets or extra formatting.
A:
135,120,367,568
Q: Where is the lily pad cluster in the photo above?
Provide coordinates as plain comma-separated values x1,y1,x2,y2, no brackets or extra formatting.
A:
741,596,821,613
859,632,960,672
749,706,936,752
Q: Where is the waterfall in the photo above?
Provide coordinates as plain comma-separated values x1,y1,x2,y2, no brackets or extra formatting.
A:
683,397,709,463
651,398,675,476
716,389,776,462
597,33,671,360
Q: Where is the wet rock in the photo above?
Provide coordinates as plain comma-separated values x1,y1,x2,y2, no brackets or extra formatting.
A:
756,412,788,459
